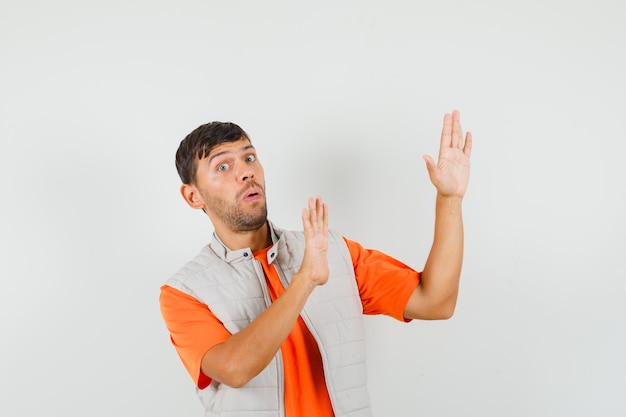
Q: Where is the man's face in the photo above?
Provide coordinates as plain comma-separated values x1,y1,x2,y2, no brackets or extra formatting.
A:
192,137,267,232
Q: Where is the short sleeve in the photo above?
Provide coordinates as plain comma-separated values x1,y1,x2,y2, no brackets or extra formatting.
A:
159,285,231,388
344,238,420,322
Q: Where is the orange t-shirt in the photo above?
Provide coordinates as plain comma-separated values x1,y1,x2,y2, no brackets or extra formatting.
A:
159,237,420,417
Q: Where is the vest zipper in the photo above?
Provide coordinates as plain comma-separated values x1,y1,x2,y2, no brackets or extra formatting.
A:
274,261,338,415
252,259,286,417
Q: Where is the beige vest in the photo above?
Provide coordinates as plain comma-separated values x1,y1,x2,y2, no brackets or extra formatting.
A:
167,222,373,417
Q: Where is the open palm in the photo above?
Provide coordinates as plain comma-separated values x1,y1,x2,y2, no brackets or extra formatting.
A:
423,110,472,198
300,196,329,286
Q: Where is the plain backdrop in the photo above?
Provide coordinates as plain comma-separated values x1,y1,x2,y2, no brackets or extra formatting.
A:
1,1,625,416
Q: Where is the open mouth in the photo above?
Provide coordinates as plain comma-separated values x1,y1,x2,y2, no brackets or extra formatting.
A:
241,185,262,201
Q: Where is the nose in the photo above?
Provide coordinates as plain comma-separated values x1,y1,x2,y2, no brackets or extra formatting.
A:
239,166,254,182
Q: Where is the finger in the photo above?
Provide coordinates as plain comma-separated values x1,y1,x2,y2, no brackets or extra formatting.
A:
311,197,320,227
309,197,317,226
315,196,326,233
303,197,316,230
451,110,463,149
423,154,435,172
322,202,328,235
302,207,311,235
440,112,452,150
463,131,473,157
315,196,322,224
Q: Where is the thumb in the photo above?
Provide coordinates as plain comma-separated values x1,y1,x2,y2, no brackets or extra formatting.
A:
423,155,435,172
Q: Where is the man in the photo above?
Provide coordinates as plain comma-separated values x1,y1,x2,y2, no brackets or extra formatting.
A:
160,110,472,417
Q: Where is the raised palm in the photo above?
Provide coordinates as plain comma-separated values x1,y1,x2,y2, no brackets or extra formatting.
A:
423,110,472,198
300,196,329,286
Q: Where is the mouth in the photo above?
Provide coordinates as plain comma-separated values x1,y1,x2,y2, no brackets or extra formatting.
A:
240,184,263,202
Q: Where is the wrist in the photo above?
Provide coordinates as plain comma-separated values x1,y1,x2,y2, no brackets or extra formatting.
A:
436,194,463,207
290,272,319,293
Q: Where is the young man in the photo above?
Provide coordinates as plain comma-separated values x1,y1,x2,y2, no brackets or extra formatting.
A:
160,111,472,417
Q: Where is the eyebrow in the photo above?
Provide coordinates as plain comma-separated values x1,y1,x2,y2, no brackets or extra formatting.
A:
207,144,256,164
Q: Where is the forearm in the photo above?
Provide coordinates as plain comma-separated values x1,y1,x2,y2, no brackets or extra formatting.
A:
404,109,470,320
201,273,316,387
420,194,464,315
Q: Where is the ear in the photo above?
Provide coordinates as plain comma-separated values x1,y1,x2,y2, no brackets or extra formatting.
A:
180,184,206,210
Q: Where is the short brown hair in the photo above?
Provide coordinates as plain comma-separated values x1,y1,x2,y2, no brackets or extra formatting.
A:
175,121,249,184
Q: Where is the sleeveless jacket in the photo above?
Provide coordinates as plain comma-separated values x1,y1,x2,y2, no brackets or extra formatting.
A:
166,221,373,417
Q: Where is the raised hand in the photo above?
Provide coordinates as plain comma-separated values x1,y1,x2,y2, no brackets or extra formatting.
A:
423,110,472,199
299,196,329,286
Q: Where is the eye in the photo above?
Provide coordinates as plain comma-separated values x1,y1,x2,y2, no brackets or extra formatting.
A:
245,154,256,163
217,163,229,172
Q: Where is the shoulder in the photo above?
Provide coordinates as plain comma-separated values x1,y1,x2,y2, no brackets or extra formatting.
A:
166,244,220,292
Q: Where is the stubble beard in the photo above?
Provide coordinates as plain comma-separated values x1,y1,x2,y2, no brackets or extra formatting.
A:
202,189,268,233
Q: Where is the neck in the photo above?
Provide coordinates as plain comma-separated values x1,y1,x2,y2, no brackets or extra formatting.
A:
214,221,271,252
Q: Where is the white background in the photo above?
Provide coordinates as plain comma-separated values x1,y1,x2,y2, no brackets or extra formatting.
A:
1,1,625,416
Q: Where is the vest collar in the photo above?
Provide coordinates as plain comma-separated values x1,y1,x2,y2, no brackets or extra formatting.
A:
208,220,283,265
